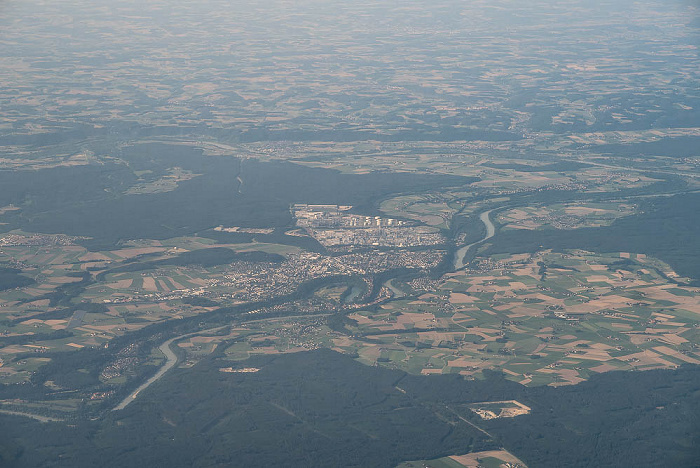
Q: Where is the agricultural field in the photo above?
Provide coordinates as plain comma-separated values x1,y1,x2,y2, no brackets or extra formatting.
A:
0,0,698,465
381,194,464,230
0,224,445,386
6,234,698,420
496,202,637,231
329,250,700,386
228,138,676,196
219,316,335,362
105,248,700,390
397,449,528,468
0,234,302,384
124,167,201,195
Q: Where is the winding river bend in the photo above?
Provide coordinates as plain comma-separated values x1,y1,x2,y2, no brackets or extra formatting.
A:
112,337,179,411
453,210,495,270
385,279,406,298
110,210,497,412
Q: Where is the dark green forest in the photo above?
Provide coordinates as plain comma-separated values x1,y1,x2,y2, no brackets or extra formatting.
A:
0,143,476,250
0,267,35,291
1,350,698,467
95,247,285,280
484,192,700,283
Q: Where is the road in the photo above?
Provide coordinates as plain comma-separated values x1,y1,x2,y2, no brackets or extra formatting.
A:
453,209,495,270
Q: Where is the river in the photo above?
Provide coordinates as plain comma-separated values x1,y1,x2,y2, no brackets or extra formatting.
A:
453,209,495,270
112,337,179,411
0,409,63,423
343,285,363,303
385,279,406,298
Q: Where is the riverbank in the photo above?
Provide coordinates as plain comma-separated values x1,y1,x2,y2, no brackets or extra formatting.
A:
112,337,179,411
453,210,495,269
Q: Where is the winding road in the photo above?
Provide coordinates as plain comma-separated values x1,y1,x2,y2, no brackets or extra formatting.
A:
453,209,495,270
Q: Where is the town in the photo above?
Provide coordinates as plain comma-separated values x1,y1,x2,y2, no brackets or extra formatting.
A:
293,204,445,249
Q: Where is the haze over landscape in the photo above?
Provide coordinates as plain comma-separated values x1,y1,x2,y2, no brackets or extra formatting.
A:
0,0,699,466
